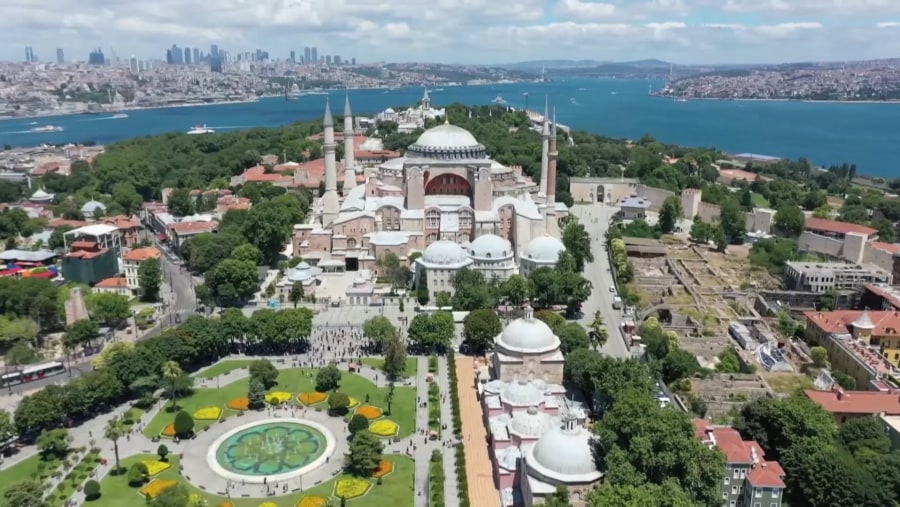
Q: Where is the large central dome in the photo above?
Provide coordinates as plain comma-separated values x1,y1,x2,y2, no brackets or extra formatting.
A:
407,124,488,160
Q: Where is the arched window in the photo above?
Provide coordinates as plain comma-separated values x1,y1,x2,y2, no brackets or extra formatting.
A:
347,238,357,249
426,209,440,229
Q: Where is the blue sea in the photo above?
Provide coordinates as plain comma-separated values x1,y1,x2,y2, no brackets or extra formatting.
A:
2,78,899,178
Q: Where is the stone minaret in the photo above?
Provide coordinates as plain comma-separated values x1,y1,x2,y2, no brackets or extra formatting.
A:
343,94,356,191
539,96,549,198
544,106,561,237
322,97,339,227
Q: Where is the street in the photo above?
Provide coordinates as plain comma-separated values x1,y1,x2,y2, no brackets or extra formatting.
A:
571,203,631,359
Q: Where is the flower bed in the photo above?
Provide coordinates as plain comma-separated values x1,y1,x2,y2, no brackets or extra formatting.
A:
372,459,394,478
161,424,176,437
140,479,177,499
193,406,223,420
334,477,372,499
368,419,399,437
298,392,328,405
265,391,293,404
347,396,360,408
190,494,205,505
226,397,250,411
258,503,278,507
356,405,383,420
141,460,171,476
217,503,235,507
296,496,329,507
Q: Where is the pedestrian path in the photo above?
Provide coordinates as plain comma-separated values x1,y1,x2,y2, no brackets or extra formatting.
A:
456,356,500,507
439,355,460,507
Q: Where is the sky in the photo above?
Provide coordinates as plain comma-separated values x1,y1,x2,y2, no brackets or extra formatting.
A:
4,0,900,65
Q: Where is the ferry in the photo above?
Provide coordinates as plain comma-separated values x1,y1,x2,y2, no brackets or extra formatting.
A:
186,124,215,135
30,125,64,133
111,113,128,119
494,96,505,104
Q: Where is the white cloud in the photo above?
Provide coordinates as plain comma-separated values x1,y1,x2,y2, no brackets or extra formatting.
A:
558,0,617,19
876,22,900,28
702,21,822,38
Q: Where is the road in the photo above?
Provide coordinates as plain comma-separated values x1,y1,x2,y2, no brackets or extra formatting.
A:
4,240,197,396
571,203,631,359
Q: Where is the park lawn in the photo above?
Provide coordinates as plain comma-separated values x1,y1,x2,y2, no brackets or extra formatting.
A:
89,454,414,507
144,368,417,439
360,357,419,378
750,192,769,208
0,452,61,500
46,450,102,507
197,360,253,379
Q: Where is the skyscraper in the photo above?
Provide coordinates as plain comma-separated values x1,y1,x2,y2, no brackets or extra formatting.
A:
88,48,105,65
192,48,200,64
310,47,318,66
56,48,64,64
325,55,332,65
290,50,296,63
334,55,341,65
24,47,33,63
304,47,311,64
210,44,219,59
129,55,139,73
184,47,192,64
351,57,356,65
171,44,183,65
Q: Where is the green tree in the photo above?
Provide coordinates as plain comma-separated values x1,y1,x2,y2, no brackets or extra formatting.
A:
408,312,455,352
3,481,46,507
288,282,304,307
542,486,572,507
376,252,410,293
84,478,101,500
462,309,502,354
586,481,695,507
161,360,183,409
167,188,194,217
658,195,682,234
347,430,384,476
328,392,351,415
384,381,395,415
157,443,169,462
88,292,131,328
838,416,891,457
774,204,806,237
534,309,565,333
105,416,127,474
316,363,342,392
500,274,531,306
64,319,99,351
810,346,829,368
205,258,259,305
173,410,194,436
689,216,710,244
248,378,266,409
363,316,396,346
562,220,593,272
36,428,70,458
718,200,746,244
588,311,607,348
348,414,369,435
383,333,407,380
450,268,497,311
248,359,279,389
138,257,162,301
230,243,263,265
734,395,837,461
127,462,148,485
660,349,699,384
557,322,590,355
0,409,16,444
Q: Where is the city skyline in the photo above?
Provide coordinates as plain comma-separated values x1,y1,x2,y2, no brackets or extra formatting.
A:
3,0,900,64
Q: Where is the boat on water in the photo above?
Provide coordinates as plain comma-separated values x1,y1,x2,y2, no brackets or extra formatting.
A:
111,113,128,119
675,97,688,103
494,96,505,103
434,88,444,92
30,125,64,133
186,124,215,135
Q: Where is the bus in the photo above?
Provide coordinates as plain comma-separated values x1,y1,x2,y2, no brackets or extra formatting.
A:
0,361,66,387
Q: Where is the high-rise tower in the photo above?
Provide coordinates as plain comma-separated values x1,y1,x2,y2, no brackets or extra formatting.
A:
321,98,339,226
343,94,356,191
539,96,550,198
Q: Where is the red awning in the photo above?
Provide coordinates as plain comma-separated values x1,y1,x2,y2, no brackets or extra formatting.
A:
157,233,167,241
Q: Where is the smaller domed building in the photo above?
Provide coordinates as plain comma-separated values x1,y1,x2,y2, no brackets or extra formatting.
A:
520,234,566,276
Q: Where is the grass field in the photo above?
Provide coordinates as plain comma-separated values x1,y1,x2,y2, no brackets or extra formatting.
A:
750,192,769,208
0,453,60,500
196,360,253,379
88,453,415,507
144,367,417,439
360,357,419,379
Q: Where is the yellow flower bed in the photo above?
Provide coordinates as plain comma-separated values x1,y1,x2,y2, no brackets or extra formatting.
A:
189,493,205,506
347,397,359,408
227,397,250,410
298,392,328,405
369,419,399,437
140,479,178,498
296,496,328,507
217,503,235,507
192,406,223,420
161,424,176,437
334,477,372,499
265,391,293,404
141,460,171,476
258,503,278,507
356,405,383,420
372,459,394,478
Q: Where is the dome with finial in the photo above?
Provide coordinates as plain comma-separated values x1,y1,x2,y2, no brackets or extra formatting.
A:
495,304,560,354
406,124,488,160
526,417,601,482
852,309,875,330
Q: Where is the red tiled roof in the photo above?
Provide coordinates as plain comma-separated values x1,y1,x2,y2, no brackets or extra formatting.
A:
169,221,218,234
48,218,88,229
805,389,900,415
239,164,294,183
718,169,772,183
869,241,900,254
65,248,107,260
123,246,161,262
101,215,141,229
693,419,773,466
747,462,786,488
70,240,97,250
355,149,401,160
804,309,900,336
804,217,878,236
94,276,128,289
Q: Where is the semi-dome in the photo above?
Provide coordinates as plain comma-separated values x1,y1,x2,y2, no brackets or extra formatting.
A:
501,380,544,407
527,421,601,481
523,235,565,263
469,234,512,260
510,406,552,437
407,124,488,160
496,310,559,354
420,240,470,267
81,200,107,214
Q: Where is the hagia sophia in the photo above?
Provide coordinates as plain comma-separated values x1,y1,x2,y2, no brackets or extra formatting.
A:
291,92,568,302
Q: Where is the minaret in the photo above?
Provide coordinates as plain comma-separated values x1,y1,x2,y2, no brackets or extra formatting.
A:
343,94,356,191
422,87,431,110
321,97,339,227
539,95,549,198
544,106,561,237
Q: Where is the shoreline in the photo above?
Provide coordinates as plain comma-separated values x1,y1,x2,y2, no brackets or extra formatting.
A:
651,94,900,105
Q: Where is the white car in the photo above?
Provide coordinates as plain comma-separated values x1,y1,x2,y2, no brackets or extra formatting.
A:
609,285,616,293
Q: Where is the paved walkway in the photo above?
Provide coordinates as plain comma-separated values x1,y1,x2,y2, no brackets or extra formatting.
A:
456,356,500,507
439,355,460,507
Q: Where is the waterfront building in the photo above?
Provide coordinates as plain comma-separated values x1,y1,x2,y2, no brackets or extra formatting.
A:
693,419,786,507
292,99,566,303
784,261,892,293
478,306,601,506
804,309,900,390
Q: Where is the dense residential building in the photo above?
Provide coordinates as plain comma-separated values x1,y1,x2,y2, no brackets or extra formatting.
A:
804,309,900,390
804,388,900,424
798,217,878,264
693,419,786,507
123,246,161,296
784,261,892,293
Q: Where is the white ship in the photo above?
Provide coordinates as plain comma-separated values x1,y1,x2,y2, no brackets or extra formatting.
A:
30,125,64,133
186,124,215,135
111,113,128,119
